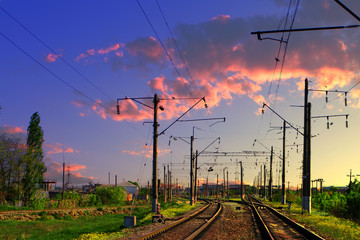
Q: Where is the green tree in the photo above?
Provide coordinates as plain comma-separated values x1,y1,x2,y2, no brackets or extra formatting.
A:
21,112,46,206
0,134,26,204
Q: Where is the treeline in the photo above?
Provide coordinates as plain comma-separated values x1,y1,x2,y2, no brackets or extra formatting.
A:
313,181,360,220
0,112,46,207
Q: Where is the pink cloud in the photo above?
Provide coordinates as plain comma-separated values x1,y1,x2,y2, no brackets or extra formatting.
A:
74,53,88,62
75,43,125,63
126,36,164,62
97,43,120,55
211,14,231,22
72,100,85,108
75,2,360,120
45,143,80,155
2,124,26,134
147,75,168,93
44,159,95,185
67,163,86,172
87,49,95,55
122,145,170,159
45,53,62,63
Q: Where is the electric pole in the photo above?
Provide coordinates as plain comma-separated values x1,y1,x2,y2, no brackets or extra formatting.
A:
164,166,166,203
240,161,244,200
190,135,194,205
303,78,312,213
216,174,219,198
347,169,355,190
62,162,65,200
152,94,159,212
282,120,286,205
269,146,273,201
194,150,198,203
226,170,229,198
222,168,225,198
264,165,266,200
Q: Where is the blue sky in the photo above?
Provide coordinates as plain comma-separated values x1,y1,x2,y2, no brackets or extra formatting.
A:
1,0,360,189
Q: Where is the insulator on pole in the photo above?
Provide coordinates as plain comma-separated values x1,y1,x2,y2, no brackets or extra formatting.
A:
327,116,329,129
345,92,348,107
346,115,348,128
326,91,328,103
117,104,120,114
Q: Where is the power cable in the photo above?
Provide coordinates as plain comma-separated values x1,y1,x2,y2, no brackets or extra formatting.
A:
136,0,193,97
265,1,292,103
0,6,115,103
155,0,195,89
136,124,153,185
0,31,147,138
273,0,300,107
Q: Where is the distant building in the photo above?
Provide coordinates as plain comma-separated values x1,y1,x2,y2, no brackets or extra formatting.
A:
118,181,138,201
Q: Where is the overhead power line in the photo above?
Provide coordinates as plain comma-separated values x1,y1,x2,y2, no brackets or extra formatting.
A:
0,6,115,103
155,0,196,86
0,31,147,138
136,0,193,97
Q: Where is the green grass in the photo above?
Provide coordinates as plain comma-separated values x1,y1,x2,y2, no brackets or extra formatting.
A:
264,200,360,240
0,198,199,240
0,214,128,240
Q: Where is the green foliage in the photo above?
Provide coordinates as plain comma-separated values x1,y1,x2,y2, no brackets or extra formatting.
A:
79,194,98,207
22,112,46,206
0,133,26,204
312,179,360,220
94,186,126,205
28,190,47,209
313,192,346,218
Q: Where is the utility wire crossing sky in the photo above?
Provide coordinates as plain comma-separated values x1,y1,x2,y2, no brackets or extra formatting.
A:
1,0,360,188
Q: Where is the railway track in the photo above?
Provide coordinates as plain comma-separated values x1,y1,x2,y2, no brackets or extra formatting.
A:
247,196,325,240
136,202,222,240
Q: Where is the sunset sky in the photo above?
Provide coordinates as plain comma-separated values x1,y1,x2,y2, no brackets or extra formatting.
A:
1,0,360,189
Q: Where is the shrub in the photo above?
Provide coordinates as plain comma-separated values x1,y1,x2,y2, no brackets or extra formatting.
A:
79,194,98,207
94,186,126,205
28,190,47,209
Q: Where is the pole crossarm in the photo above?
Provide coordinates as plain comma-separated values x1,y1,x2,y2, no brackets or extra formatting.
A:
251,25,360,39
117,97,153,112
158,97,206,136
162,161,265,167
309,89,347,93
312,114,349,119
197,151,270,157
178,117,225,123
253,139,283,159
169,136,191,145
195,137,221,158
262,103,304,136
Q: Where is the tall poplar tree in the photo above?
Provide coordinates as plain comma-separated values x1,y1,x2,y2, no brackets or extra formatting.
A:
22,112,46,206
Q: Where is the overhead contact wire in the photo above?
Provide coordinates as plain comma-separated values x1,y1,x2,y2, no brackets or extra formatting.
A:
136,0,193,97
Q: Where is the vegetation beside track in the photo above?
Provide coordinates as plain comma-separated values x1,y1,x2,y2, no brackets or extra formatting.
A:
262,199,360,240
0,198,200,240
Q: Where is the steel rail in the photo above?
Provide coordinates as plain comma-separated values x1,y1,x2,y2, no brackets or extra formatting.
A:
135,203,211,240
248,196,325,240
184,202,222,240
248,199,275,240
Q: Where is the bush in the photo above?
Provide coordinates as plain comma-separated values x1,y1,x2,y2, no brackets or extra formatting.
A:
28,190,47,209
94,186,126,205
312,192,346,218
79,194,98,207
